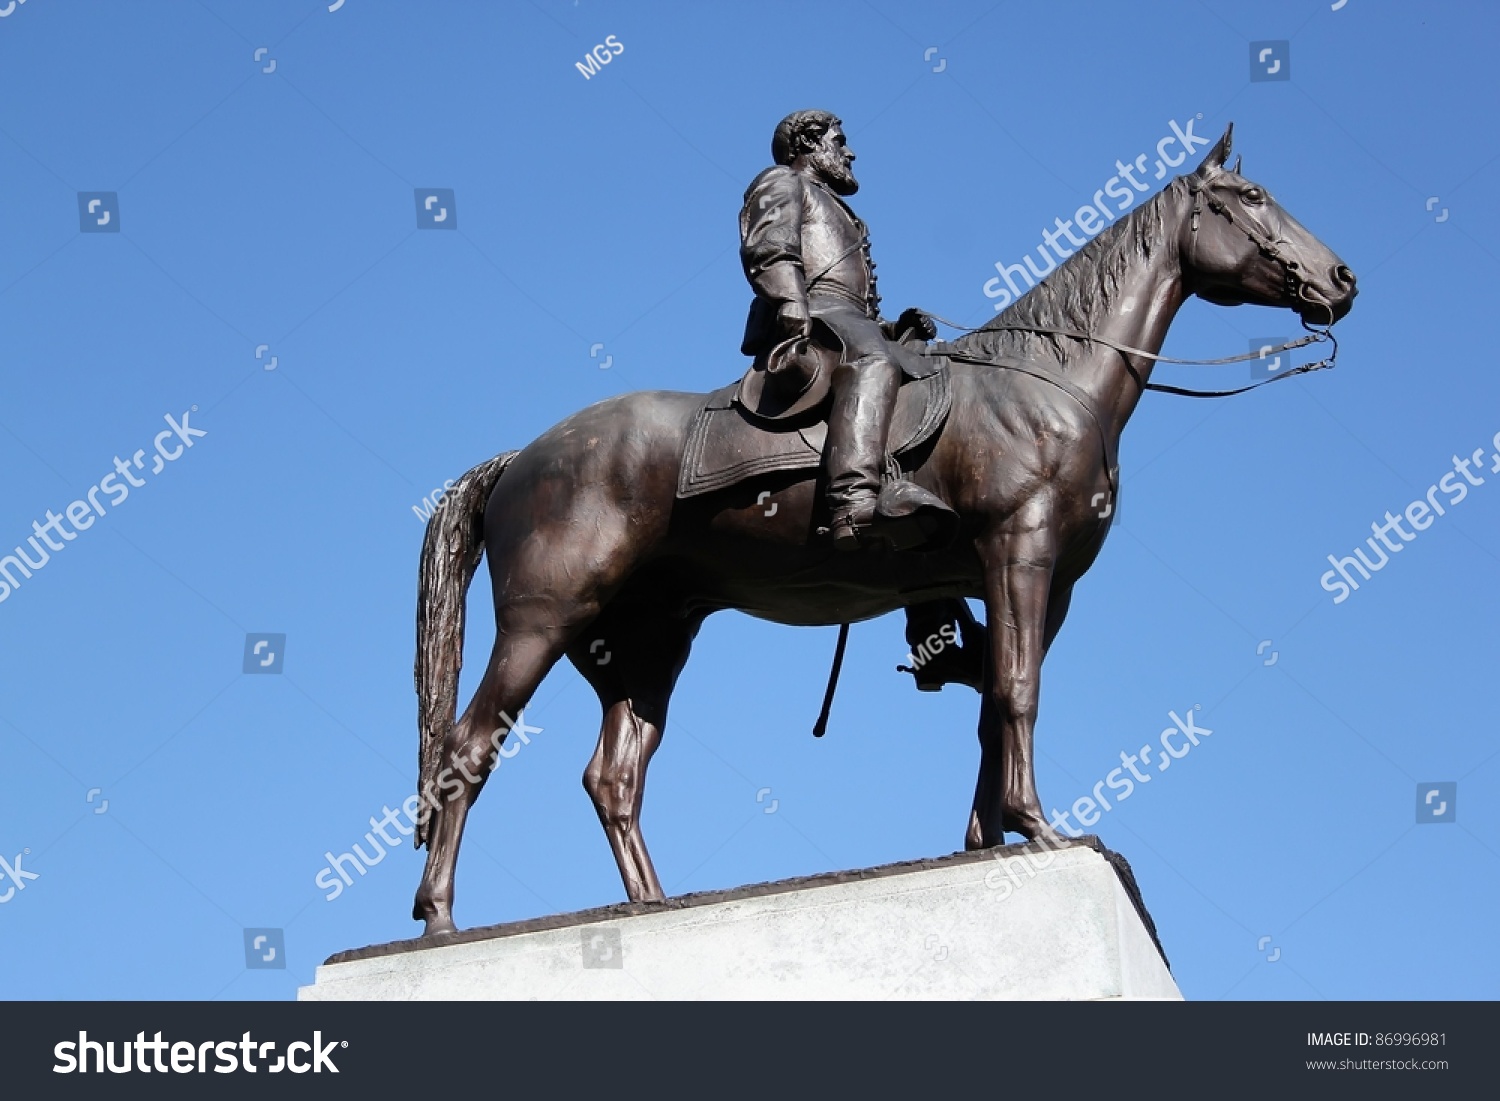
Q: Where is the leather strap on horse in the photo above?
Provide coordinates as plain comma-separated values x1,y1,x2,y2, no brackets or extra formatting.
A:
812,622,849,737
924,313,1321,364
1138,346,1336,397
939,347,1121,498
917,314,1339,398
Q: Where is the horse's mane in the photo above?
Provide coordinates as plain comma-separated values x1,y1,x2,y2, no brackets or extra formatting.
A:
955,177,1186,364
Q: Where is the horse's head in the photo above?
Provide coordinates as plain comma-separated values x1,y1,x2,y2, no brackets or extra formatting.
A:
1180,124,1357,326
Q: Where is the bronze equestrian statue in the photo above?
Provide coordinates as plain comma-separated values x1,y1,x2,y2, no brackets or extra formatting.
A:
410,121,1356,937
738,109,977,690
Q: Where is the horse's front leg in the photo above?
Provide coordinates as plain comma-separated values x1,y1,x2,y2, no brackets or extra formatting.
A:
965,526,1064,848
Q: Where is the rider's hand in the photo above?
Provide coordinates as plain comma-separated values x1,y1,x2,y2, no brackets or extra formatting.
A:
776,300,813,342
894,307,936,342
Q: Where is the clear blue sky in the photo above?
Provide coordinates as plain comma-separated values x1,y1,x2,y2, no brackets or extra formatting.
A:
1,0,1495,1001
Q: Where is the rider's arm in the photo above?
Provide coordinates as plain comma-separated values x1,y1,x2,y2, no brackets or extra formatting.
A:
740,167,809,333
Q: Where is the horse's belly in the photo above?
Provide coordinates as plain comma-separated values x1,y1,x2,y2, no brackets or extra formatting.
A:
650,542,982,627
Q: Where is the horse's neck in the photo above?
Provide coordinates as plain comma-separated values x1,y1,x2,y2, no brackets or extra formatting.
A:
1075,254,1186,434
1012,197,1188,437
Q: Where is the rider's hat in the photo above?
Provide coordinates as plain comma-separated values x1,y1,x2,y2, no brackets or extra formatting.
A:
737,336,834,420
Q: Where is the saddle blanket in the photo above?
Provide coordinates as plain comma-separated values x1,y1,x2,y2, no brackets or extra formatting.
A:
676,363,951,499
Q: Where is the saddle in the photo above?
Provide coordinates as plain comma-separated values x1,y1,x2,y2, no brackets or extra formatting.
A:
676,352,951,499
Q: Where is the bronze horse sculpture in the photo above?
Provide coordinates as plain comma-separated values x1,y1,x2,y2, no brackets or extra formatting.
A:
410,125,1356,936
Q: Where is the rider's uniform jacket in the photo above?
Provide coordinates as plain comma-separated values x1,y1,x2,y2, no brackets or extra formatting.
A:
738,165,880,357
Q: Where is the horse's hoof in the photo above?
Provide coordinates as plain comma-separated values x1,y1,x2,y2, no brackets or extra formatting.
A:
1005,814,1063,844
421,916,458,938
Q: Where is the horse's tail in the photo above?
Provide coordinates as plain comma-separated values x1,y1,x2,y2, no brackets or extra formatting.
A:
413,450,518,849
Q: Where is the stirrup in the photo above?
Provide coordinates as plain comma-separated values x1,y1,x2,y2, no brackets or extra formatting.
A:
828,509,871,552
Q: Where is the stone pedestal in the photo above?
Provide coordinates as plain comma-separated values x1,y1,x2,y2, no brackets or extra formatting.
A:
300,838,1180,1000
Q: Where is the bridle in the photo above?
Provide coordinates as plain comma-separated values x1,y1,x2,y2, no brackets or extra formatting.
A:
1168,170,1341,392
1189,172,1311,315
925,172,1341,399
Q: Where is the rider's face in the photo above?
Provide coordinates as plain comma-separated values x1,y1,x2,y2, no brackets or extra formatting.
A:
807,125,858,195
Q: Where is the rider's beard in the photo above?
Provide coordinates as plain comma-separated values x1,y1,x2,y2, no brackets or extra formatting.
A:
814,153,859,196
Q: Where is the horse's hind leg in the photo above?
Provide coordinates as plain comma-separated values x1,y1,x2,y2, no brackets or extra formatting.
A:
569,609,701,903
413,624,567,936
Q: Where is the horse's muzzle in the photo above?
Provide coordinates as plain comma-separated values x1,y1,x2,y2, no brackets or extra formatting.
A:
1298,266,1357,324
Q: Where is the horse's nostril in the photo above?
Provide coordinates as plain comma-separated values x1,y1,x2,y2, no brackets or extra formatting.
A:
1334,265,1356,288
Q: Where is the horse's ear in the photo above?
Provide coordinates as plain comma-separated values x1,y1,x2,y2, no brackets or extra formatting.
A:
1194,122,1234,177
1230,154,1242,175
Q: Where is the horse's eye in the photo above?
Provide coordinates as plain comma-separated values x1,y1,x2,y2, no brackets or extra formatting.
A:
1244,188,1266,204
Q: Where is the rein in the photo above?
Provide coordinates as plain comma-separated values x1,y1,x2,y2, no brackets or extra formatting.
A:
921,312,1339,398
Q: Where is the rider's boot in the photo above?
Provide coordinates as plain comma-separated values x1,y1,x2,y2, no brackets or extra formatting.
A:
826,355,957,553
